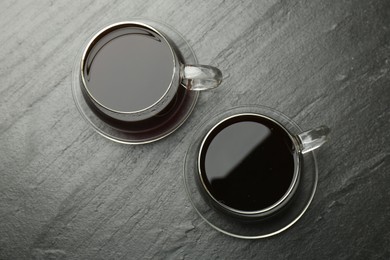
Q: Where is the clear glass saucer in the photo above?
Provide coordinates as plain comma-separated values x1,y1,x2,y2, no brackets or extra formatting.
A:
71,18,198,144
184,105,318,239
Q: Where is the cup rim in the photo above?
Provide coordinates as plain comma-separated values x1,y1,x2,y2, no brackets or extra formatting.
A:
197,112,302,217
79,21,178,115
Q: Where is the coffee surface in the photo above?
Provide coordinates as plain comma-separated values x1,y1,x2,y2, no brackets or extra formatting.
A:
83,25,174,112
199,114,297,212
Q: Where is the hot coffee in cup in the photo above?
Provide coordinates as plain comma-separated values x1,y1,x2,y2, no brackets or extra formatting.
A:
198,113,329,219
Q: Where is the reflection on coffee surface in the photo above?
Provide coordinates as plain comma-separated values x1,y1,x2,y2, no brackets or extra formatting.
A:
199,114,297,212
83,25,174,112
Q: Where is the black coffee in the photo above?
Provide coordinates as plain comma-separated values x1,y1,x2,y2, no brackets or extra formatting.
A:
199,114,298,213
83,24,174,112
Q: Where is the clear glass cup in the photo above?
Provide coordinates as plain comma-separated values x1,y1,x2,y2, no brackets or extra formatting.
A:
197,113,329,219
80,21,222,122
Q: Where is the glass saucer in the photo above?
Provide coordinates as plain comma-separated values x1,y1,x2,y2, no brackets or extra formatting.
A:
184,105,318,239
71,18,198,144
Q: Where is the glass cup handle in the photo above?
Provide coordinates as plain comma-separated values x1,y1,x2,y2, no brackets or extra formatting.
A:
181,64,222,91
297,125,330,154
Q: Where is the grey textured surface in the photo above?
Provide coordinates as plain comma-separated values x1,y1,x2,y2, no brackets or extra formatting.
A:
1,0,389,259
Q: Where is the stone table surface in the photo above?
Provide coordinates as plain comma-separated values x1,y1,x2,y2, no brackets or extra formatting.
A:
1,0,389,259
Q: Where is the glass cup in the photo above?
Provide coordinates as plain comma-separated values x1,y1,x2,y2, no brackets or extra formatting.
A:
79,21,222,126
196,111,329,219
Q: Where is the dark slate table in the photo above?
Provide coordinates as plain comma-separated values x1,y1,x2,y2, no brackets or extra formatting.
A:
1,0,389,259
